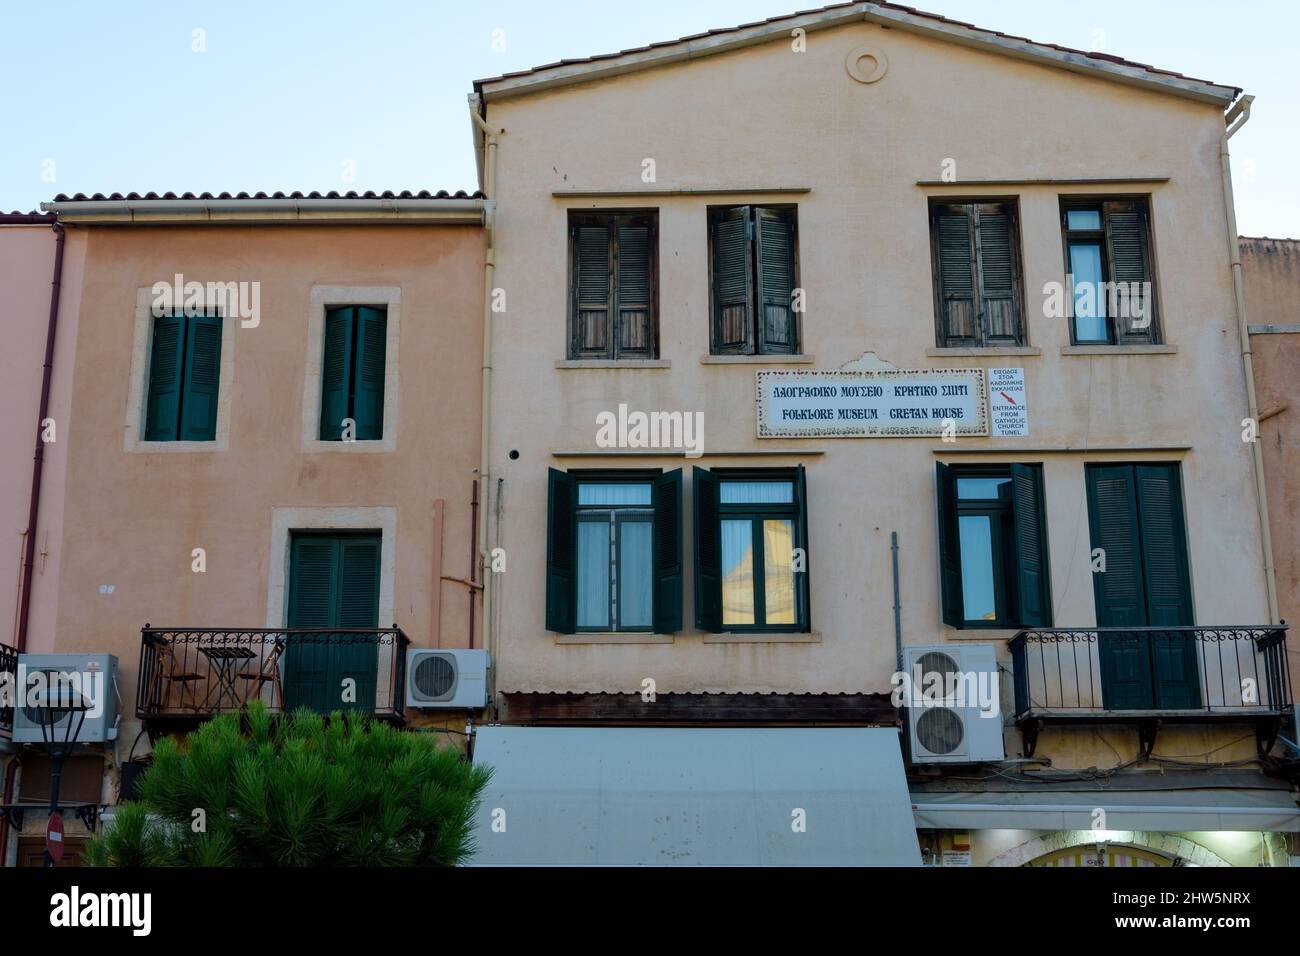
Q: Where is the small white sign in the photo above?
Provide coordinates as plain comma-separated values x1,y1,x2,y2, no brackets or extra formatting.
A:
988,367,1028,437
942,849,973,867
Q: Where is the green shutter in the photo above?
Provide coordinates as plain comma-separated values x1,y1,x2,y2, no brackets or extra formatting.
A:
572,224,613,358
711,207,754,354
755,208,796,353
1086,465,1147,628
1098,630,1155,710
1105,200,1155,344
616,223,653,357
319,306,354,440
693,466,723,631
794,464,811,632
144,314,185,440
332,536,380,712
974,204,1021,344
1134,465,1193,627
652,469,683,633
179,312,222,441
352,306,387,440
285,535,339,712
545,469,577,634
932,204,977,346
1010,464,1052,626
935,463,963,627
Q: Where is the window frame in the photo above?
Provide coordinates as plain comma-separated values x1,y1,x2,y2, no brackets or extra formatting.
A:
951,468,1018,628
928,198,1027,349
574,478,656,634
1060,196,1161,346
317,304,389,442
143,306,223,443
566,210,659,361
706,204,802,356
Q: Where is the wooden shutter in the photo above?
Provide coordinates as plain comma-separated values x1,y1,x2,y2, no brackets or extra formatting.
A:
935,463,963,627
352,306,387,440
144,314,185,440
1010,464,1052,626
652,469,683,633
616,222,653,357
755,208,797,354
1134,465,1193,627
974,203,1022,344
1086,465,1147,628
693,466,723,632
179,312,222,441
285,535,339,712
794,464,811,632
545,469,577,634
711,207,754,354
319,306,354,440
932,204,977,346
572,222,613,358
333,536,380,712
1105,200,1156,344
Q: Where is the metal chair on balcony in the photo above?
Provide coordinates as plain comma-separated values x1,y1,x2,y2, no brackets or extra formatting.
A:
149,639,204,714
235,636,284,710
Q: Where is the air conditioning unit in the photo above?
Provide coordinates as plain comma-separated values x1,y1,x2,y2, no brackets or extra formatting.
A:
406,649,489,709
12,653,119,745
902,643,1003,764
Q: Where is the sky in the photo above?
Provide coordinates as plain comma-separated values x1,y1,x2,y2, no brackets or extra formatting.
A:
1,0,1296,236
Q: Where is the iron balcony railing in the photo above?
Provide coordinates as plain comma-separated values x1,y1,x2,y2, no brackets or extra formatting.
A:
0,640,17,736
1009,625,1291,720
137,627,409,723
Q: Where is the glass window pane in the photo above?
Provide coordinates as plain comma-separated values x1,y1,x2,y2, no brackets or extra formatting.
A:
958,514,998,622
720,481,794,504
618,519,653,628
1067,209,1102,231
576,520,610,628
578,482,652,506
721,519,755,626
763,519,796,625
1069,242,1109,342
956,476,1011,501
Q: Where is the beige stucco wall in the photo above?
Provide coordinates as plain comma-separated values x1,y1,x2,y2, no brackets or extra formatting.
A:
52,223,484,748
483,22,1269,769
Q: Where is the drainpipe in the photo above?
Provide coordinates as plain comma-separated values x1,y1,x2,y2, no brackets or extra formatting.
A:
468,94,502,712
1,213,63,866
1220,95,1279,625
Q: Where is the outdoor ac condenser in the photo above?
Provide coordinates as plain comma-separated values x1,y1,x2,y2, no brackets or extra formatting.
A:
405,649,490,709
12,653,120,745
902,643,1004,764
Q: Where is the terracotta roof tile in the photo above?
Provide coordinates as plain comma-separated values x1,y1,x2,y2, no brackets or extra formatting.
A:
50,189,485,203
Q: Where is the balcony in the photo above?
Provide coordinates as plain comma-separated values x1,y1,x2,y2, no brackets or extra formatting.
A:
1009,626,1291,757
137,627,409,726
0,641,16,738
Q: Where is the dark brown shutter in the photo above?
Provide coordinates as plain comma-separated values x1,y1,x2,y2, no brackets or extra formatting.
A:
616,222,653,357
711,207,754,354
974,203,1021,344
1105,199,1156,344
755,207,797,353
572,222,612,358
932,204,977,346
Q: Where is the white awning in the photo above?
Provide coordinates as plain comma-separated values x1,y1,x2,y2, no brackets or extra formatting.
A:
471,726,920,865
912,787,1300,832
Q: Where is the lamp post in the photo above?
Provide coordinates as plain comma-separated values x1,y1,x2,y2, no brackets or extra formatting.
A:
32,671,89,868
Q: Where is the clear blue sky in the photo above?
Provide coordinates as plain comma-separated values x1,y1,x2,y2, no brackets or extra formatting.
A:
2,0,1295,236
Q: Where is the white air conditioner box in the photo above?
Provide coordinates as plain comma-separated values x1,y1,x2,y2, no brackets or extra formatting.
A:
902,643,1003,764
406,649,489,709
12,653,119,744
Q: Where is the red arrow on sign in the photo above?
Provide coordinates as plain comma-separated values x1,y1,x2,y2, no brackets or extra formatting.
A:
999,391,1017,405
46,811,65,863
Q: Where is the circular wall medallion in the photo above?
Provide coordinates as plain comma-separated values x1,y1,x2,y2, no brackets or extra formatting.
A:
845,44,888,84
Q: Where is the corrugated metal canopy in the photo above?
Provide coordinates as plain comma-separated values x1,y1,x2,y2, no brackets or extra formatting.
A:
471,726,920,866
912,787,1300,832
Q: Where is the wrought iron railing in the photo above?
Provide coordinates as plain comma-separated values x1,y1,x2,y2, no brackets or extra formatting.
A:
1009,626,1291,720
0,640,16,736
137,627,408,723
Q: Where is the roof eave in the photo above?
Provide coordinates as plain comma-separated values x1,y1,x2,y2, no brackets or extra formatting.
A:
39,197,490,225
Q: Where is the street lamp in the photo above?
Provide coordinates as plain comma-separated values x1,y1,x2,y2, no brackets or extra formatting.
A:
29,671,89,868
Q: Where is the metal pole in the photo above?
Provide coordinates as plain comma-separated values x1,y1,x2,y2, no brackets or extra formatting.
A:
892,532,903,674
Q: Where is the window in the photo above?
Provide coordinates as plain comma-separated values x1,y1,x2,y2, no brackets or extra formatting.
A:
1085,463,1196,709
694,467,809,632
929,200,1024,347
1062,198,1158,344
936,463,1051,628
319,306,387,440
545,469,681,634
568,212,657,360
708,206,800,355
144,309,223,441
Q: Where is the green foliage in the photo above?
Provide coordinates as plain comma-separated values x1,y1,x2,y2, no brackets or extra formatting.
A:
87,703,490,867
